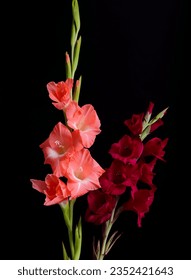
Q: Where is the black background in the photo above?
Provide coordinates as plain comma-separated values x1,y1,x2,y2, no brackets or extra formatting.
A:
1,0,188,260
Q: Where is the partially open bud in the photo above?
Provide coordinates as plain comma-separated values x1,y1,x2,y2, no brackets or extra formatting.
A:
65,52,72,78
73,76,82,103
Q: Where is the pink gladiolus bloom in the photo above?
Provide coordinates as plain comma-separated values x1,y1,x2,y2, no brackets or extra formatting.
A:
30,174,70,206
85,190,117,225
109,135,143,165
40,122,76,177
142,137,168,161
46,79,73,110
66,101,101,148
124,113,144,136
65,149,105,199
123,189,155,227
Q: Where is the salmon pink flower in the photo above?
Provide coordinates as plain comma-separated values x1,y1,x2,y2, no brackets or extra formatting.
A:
65,148,105,199
109,135,143,165
66,101,101,148
85,190,117,225
30,174,70,206
40,122,76,177
46,79,73,110
123,189,155,227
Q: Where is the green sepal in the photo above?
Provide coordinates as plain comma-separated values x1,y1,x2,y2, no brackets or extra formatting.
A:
62,241,71,260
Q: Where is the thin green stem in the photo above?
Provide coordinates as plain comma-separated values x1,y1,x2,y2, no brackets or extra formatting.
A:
60,201,75,259
98,197,120,260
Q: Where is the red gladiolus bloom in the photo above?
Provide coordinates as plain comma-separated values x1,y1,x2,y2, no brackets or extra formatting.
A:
123,189,155,227
142,137,168,161
65,149,105,199
30,174,70,206
109,135,143,165
99,160,128,195
124,113,144,136
46,79,73,110
40,122,76,177
85,190,116,225
66,101,101,149
100,160,140,196
138,159,157,188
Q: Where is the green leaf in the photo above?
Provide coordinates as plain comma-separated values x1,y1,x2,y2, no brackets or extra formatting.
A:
62,242,70,260
105,231,123,255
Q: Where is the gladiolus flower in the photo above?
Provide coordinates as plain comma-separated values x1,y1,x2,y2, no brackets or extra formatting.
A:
142,137,168,161
46,79,73,110
99,160,127,195
123,189,155,227
100,160,140,196
40,122,76,177
138,159,157,188
109,135,143,165
85,190,116,225
30,174,70,206
124,113,144,136
65,148,105,199
66,101,101,148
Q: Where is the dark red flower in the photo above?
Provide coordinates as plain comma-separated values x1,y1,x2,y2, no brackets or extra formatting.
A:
85,190,116,225
109,135,143,165
123,189,155,227
124,113,144,136
138,159,157,188
142,137,168,161
99,160,128,195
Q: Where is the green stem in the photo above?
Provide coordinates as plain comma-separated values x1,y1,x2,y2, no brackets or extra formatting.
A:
60,200,76,259
99,197,120,260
